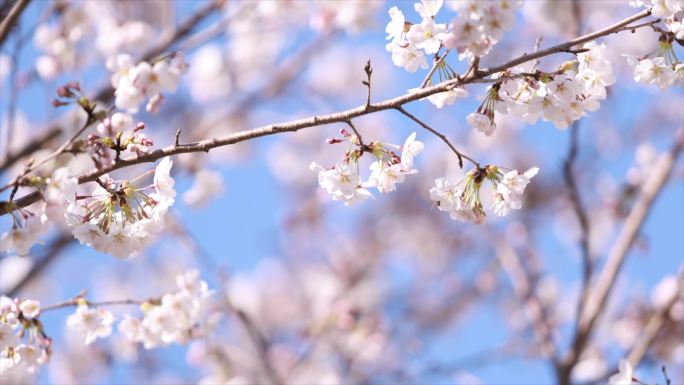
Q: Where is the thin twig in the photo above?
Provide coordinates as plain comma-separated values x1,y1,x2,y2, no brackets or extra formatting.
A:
344,120,366,149
420,49,450,88
363,60,372,110
0,110,97,195
41,298,147,312
395,106,477,169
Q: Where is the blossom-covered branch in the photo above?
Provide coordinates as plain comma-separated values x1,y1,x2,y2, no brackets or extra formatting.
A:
0,8,664,217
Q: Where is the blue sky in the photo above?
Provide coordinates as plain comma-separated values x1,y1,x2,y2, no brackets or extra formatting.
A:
1,1,683,384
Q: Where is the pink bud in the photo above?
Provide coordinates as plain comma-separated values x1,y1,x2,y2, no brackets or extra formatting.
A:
51,99,69,107
66,81,80,91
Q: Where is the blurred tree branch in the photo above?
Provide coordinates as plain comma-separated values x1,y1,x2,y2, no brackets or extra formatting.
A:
0,0,30,48
558,128,684,385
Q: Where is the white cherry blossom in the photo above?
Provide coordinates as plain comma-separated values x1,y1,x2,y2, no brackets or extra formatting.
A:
66,304,115,345
18,300,40,319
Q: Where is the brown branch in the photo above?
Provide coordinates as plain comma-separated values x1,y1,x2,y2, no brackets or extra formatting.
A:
395,106,476,169
0,9,660,216
558,128,684,385
363,60,372,109
0,0,30,48
344,120,366,149
626,271,684,366
565,122,592,326
41,297,146,312
0,110,97,194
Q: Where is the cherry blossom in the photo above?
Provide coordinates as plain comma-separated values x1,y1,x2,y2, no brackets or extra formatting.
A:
406,19,447,55
18,300,40,320
66,157,176,258
66,304,115,345
117,270,213,349
386,42,429,73
385,6,407,43
310,161,372,206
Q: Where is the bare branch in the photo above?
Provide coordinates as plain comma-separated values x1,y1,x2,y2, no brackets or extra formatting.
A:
41,298,147,312
0,0,30,48
395,106,477,169
564,122,592,324
626,271,684,366
363,60,373,109
559,128,684,383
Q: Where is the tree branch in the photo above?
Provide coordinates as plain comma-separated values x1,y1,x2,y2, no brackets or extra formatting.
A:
0,0,30,48
626,271,684,366
395,106,476,169
564,122,592,325
0,9,660,216
558,128,684,384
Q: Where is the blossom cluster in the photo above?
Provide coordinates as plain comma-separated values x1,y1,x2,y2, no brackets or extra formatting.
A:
430,165,539,223
385,0,521,74
91,112,154,161
0,297,48,378
33,7,90,80
65,157,176,259
1,167,77,255
626,0,684,88
107,53,187,113
310,130,424,206
468,42,616,134
66,303,115,346
117,270,214,349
